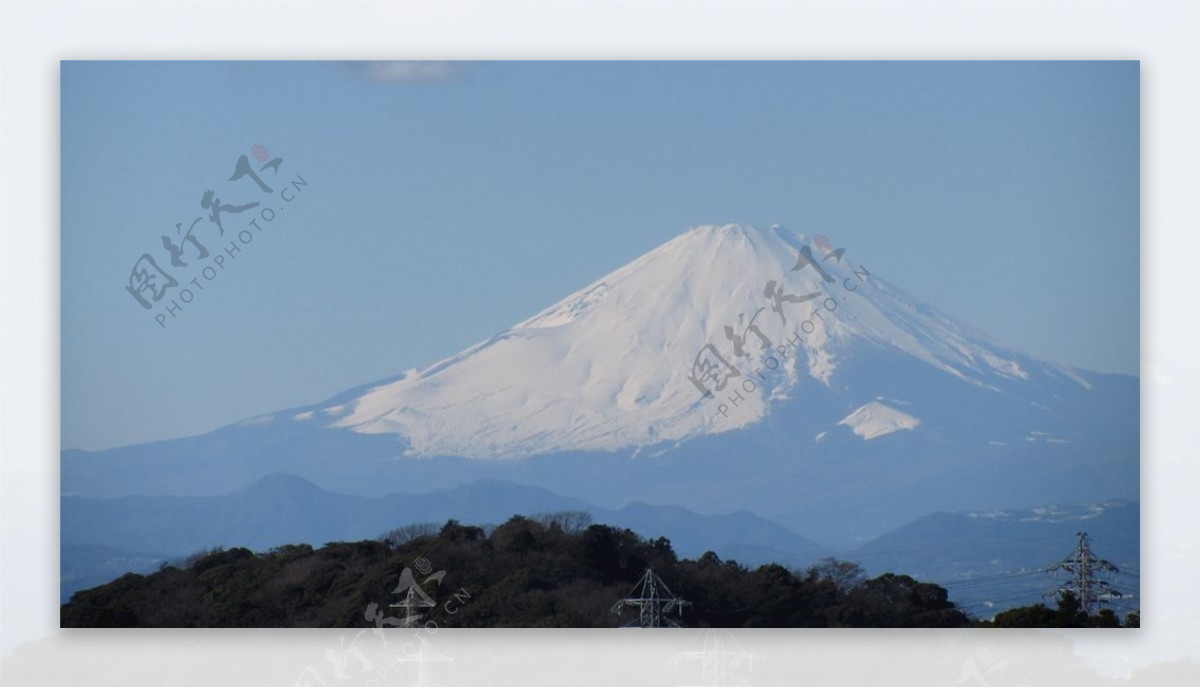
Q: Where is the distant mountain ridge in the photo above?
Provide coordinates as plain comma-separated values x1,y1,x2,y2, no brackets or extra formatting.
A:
60,473,830,601
61,472,1138,619
853,500,1139,616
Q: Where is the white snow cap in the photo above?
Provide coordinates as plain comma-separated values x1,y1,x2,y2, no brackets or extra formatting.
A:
329,224,1069,459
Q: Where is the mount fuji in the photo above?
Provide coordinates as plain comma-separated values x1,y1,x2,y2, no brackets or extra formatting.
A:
63,224,1138,547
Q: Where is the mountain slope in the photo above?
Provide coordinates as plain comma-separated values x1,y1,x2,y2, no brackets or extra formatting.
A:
321,224,1087,459
62,223,1138,547
61,519,971,629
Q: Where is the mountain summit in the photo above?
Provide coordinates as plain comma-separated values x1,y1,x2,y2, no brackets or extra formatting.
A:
315,223,1084,459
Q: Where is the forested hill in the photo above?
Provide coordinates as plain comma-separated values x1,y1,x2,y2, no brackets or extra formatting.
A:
61,515,971,628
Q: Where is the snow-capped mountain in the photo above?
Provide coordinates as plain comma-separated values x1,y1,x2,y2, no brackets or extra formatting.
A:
317,224,1083,459
62,223,1138,546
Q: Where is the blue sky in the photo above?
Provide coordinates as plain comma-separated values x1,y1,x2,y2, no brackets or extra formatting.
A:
61,61,1139,450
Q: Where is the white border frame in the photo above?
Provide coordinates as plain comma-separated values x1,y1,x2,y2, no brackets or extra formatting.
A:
3,1,1198,684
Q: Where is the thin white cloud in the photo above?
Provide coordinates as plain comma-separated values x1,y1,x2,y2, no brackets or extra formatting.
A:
343,61,464,84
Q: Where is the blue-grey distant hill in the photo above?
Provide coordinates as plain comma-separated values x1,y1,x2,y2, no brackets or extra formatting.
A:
60,474,830,601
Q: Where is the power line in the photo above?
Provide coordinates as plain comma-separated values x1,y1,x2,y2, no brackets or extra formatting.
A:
943,570,1046,588
972,586,1049,600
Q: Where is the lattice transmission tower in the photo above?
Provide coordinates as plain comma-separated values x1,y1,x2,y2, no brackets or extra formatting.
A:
611,567,692,627
1045,531,1122,613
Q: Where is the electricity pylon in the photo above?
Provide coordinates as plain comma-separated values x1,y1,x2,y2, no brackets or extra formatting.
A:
1046,531,1122,613
612,567,692,627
